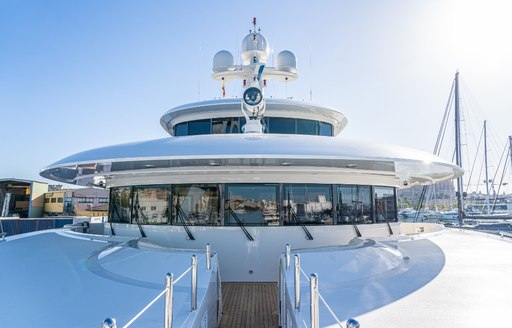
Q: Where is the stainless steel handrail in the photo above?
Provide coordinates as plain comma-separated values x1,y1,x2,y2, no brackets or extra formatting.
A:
279,246,361,328
103,245,215,328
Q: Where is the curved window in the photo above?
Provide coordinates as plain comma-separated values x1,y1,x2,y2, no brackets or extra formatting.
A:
109,183,396,226
336,185,373,224
132,186,169,224
374,186,397,223
283,184,333,225
173,117,333,136
110,187,131,223
172,184,220,226
225,184,278,226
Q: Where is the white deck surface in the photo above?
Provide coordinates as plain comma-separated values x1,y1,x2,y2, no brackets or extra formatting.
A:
287,229,512,327
0,230,213,328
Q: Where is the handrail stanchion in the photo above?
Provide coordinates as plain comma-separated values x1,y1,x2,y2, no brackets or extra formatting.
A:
279,256,286,327
294,254,300,310
310,273,319,328
164,273,174,328
191,255,198,310
102,317,117,328
346,318,360,328
285,243,291,270
206,244,212,271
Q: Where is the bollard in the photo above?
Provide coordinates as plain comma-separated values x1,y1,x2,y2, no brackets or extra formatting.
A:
285,243,291,270
294,254,300,310
102,317,117,328
165,273,174,328
310,273,319,328
206,244,212,271
347,318,360,328
191,255,198,310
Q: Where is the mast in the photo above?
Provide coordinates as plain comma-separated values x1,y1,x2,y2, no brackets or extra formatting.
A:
484,120,490,214
454,72,464,225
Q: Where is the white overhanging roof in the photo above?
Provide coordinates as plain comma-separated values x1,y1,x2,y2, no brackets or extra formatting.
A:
40,134,463,187
159,98,348,136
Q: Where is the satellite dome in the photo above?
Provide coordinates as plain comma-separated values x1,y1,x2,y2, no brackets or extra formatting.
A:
240,32,270,65
212,50,235,72
276,50,297,73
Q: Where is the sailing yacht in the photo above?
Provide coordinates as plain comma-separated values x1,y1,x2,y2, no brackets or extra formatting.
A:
2,21,512,327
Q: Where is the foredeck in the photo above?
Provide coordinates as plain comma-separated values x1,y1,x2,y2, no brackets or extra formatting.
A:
220,282,279,328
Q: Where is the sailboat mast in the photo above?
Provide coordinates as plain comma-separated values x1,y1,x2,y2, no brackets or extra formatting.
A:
484,120,490,214
454,72,464,225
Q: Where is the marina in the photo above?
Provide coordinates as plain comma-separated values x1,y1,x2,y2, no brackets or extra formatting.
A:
2,4,512,327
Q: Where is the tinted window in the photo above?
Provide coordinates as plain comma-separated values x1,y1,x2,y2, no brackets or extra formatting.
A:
374,186,397,223
132,186,169,224
283,184,333,224
188,119,211,135
175,122,188,136
337,185,373,224
319,122,333,136
269,117,295,134
172,184,220,225
110,187,131,223
225,184,278,226
296,119,318,135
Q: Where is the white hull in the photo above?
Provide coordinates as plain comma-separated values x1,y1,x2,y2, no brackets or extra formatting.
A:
108,222,400,281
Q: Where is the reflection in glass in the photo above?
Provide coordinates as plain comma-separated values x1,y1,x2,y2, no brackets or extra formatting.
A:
110,187,131,223
212,118,239,134
133,186,169,224
337,185,373,224
284,184,333,224
172,185,220,225
225,184,278,226
374,186,397,223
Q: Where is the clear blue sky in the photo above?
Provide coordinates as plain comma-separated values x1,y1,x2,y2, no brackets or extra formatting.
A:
1,0,511,191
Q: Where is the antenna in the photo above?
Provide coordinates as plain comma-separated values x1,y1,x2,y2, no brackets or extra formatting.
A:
197,45,202,101
309,44,313,102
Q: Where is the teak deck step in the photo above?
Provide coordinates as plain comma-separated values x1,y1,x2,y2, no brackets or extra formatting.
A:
219,282,279,328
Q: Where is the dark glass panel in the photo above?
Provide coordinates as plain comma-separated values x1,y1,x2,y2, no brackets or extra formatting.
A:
172,184,220,225
110,187,131,223
225,184,278,226
212,118,240,134
174,122,188,136
188,119,211,135
132,186,169,224
296,119,318,135
283,184,333,224
336,185,373,224
268,117,295,134
319,122,333,136
374,186,397,223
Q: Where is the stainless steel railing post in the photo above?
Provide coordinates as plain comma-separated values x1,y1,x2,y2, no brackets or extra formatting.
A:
206,244,212,271
285,243,291,270
191,255,198,311
294,254,300,310
102,317,117,328
165,273,174,328
310,273,319,328
279,256,286,327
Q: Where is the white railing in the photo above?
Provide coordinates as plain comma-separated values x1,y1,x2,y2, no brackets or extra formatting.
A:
279,244,360,328
102,244,214,328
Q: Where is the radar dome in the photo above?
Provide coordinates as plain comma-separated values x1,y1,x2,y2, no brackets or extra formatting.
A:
241,32,270,65
276,50,297,73
213,50,234,72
